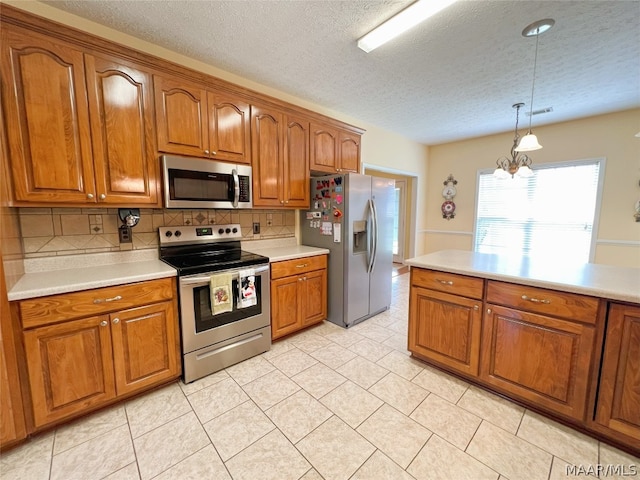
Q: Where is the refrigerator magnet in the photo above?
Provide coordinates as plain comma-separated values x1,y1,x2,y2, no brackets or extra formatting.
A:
321,222,332,235
333,223,341,243
335,194,343,204
333,207,343,219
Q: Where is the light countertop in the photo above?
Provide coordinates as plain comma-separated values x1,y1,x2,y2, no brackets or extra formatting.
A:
8,251,177,301
406,250,640,304
244,245,330,263
8,243,330,301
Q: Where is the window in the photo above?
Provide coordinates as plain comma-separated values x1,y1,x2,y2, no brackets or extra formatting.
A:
473,158,604,263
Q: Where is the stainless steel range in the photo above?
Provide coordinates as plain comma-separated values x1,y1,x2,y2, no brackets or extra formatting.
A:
159,224,271,383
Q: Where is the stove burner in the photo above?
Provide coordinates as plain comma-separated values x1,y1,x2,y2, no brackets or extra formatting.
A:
158,224,269,276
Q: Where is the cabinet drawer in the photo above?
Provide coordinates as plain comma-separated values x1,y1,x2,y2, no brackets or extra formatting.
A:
19,277,176,329
486,281,600,324
411,268,484,300
271,255,327,279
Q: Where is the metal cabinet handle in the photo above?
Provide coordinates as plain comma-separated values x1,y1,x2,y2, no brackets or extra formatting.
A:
487,308,492,314
284,200,289,204
474,305,479,311
436,279,454,286
100,320,108,327
296,264,308,268
87,193,94,199
204,150,210,155
521,295,551,304
211,151,217,155
99,194,106,200
93,295,122,304
112,318,120,324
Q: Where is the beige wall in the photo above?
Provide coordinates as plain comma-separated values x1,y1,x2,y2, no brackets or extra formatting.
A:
426,109,640,267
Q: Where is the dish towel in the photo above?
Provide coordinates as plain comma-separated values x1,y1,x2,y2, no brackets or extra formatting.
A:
210,273,233,315
238,268,257,308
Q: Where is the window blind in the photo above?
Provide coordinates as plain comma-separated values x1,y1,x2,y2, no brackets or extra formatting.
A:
474,159,602,264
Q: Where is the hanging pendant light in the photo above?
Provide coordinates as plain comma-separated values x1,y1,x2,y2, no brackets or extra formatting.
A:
514,18,554,153
494,103,534,178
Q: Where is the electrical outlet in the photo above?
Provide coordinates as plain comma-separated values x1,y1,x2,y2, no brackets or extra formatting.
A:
118,225,132,243
253,222,260,234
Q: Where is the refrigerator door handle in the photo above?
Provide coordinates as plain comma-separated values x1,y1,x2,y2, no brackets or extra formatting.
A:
367,199,378,273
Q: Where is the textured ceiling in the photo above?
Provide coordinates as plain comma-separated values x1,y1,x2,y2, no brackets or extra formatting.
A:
40,0,640,145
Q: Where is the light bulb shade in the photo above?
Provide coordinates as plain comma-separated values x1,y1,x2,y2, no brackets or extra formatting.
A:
516,165,534,177
515,133,542,152
493,167,510,179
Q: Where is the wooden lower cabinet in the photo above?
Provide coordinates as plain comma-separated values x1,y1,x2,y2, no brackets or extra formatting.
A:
1,259,27,449
481,304,595,420
19,278,180,430
271,255,327,340
408,287,482,376
408,268,484,377
594,303,640,447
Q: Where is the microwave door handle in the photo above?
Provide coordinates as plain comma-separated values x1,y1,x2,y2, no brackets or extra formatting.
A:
232,169,240,208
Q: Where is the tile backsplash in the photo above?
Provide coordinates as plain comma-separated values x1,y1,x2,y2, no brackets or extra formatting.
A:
19,208,296,258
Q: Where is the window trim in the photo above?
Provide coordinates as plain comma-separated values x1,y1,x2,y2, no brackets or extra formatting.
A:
473,157,606,263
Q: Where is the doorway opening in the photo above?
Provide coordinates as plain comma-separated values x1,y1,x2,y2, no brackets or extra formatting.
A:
363,166,417,269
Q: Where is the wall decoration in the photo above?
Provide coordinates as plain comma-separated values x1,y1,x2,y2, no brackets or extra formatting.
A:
441,174,458,220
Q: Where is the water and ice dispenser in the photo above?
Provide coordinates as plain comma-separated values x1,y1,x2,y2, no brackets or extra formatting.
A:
353,220,367,254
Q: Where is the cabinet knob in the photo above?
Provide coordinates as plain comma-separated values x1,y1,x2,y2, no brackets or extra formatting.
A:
284,200,289,204
204,150,210,155
281,200,284,204
474,305,479,311
487,308,492,314
87,193,94,199
211,151,217,155
112,318,120,324
99,194,106,200
100,320,108,327
298,277,303,282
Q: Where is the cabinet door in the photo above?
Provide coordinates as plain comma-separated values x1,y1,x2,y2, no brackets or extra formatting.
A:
24,316,116,428
85,54,159,205
208,92,251,164
1,28,95,203
596,303,640,442
111,302,180,396
300,269,327,326
339,131,360,173
0,259,26,447
154,75,208,157
251,105,284,207
481,304,594,420
283,115,310,208
271,275,301,339
408,287,482,376
310,123,339,173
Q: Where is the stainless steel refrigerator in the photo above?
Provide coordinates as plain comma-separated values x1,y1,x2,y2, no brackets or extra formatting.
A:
301,173,394,328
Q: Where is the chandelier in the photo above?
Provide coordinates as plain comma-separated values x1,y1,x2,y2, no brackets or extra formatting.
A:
494,18,554,178
494,103,533,179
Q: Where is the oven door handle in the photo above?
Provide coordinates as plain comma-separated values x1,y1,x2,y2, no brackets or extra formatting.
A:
180,265,270,285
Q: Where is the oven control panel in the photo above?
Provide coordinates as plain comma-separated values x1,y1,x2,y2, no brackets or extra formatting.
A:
159,224,242,245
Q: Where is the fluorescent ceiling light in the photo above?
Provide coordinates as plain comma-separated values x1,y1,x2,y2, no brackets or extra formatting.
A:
357,0,457,53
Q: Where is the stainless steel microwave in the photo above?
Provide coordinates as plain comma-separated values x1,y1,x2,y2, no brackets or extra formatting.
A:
162,155,252,209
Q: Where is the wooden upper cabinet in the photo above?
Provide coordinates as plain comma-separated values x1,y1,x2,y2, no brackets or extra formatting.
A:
1,28,95,203
207,92,251,164
283,115,310,208
154,76,251,163
85,54,158,204
251,105,284,207
154,75,208,157
339,131,361,173
595,303,640,444
310,123,339,173
310,122,361,174
252,106,309,208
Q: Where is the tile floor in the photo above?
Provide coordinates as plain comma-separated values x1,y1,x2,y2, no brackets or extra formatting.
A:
2,273,638,480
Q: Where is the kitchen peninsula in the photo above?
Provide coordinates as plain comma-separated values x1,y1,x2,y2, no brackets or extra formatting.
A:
406,250,640,455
